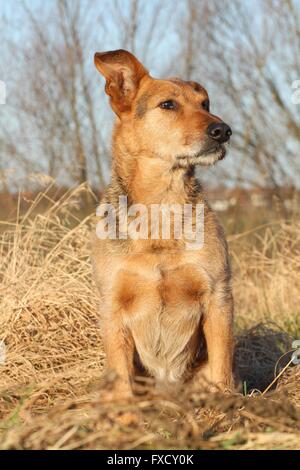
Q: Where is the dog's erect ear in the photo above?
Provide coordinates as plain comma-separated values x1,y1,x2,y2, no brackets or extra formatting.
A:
94,49,148,115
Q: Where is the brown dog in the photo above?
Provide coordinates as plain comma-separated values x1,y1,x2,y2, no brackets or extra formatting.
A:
92,49,234,399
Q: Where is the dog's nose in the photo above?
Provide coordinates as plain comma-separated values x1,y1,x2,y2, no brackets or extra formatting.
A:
207,122,232,144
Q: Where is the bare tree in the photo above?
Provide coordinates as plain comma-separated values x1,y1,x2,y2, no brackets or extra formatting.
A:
1,0,109,190
178,0,300,191
0,0,178,193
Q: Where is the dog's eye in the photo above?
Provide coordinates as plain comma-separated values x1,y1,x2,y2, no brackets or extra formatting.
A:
159,100,177,110
202,99,210,112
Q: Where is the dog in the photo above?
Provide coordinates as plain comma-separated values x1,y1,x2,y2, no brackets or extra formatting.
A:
92,49,234,400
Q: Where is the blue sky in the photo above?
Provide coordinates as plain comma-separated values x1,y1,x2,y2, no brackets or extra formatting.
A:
1,0,299,188
0,0,183,186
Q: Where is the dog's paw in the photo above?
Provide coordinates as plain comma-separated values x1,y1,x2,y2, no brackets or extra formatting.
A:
98,385,134,404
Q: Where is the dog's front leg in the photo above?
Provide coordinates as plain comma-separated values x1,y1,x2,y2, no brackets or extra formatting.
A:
101,315,134,400
202,290,234,391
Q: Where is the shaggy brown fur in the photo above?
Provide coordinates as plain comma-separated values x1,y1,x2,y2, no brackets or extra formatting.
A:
92,49,234,399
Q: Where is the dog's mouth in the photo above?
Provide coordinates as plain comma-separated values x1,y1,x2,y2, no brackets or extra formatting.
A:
195,144,226,160
176,143,227,165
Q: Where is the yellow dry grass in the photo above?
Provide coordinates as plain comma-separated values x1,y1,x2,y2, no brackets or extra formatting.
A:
0,185,299,450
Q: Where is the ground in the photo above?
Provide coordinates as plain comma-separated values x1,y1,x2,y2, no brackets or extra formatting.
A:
0,185,299,450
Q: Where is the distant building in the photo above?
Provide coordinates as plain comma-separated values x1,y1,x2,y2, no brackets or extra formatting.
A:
207,187,300,213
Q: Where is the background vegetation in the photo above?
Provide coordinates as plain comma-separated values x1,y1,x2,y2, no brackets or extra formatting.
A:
0,0,299,450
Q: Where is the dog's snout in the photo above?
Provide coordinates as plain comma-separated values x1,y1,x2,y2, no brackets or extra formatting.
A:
207,122,232,144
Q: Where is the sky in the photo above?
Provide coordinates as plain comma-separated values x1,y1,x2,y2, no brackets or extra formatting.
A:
1,0,299,189
0,0,183,187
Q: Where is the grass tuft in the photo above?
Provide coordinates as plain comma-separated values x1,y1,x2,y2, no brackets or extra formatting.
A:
0,185,299,449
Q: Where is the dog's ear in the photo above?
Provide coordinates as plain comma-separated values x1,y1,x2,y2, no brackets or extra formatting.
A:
94,49,148,116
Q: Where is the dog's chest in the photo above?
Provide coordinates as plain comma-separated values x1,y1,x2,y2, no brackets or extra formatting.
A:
117,256,210,382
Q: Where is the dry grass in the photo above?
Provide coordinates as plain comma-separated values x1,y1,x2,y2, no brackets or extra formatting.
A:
0,185,299,450
231,219,300,336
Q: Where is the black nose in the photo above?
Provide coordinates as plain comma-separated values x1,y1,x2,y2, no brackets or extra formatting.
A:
207,122,232,143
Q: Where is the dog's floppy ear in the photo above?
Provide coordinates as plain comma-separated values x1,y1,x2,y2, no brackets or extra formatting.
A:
94,49,148,116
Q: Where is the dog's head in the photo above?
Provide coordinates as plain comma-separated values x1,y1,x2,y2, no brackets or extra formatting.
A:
95,49,231,168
